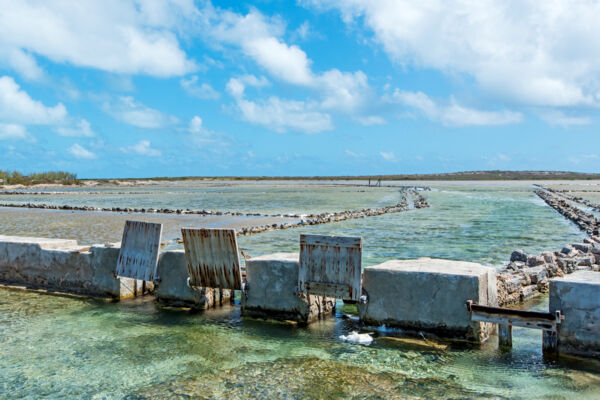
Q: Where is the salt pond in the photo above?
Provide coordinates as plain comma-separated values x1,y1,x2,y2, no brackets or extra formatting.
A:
0,180,598,398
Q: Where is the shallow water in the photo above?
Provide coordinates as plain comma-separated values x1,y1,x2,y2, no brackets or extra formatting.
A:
1,181,598,398
1,289,599,399
0,181,587,265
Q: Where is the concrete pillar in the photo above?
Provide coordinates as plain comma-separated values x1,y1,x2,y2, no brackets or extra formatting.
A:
357,258,498,342
550,271,600,359
154,249,230,309
241,252,335,324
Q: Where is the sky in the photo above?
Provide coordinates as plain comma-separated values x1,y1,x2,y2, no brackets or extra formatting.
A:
0,0,599,178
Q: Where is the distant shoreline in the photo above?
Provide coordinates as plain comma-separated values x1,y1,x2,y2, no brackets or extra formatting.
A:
2,171,600,189
85,170,600,182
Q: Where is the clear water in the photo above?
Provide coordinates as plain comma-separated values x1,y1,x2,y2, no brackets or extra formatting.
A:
1,181,598,399
1,290,599,399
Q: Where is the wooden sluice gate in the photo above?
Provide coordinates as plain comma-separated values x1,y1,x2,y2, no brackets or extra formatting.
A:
466,300,563,352
181,228,243,291
297,234,363,302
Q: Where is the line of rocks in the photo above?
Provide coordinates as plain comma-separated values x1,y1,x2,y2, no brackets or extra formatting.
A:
235,192,429,236
534,189,600,235
0,191,430,237
496,188,600,305
539,186,600,212
497,237,600,306
0,190,156,196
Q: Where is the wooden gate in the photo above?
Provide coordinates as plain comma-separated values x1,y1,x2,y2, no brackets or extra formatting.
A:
181,228,242,290
115,220,162,281
298,234,362,301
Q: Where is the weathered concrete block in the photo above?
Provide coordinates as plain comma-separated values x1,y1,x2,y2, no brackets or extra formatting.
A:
241,252,335,323
154,249,230,309
0,235,145,299
550,271,600,359
357,258,497,342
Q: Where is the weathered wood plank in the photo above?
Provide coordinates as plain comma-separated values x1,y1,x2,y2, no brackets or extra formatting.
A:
181,228,242,290
498,324,512,348
115,220,162,281
298,234,362,301
466,301,562,332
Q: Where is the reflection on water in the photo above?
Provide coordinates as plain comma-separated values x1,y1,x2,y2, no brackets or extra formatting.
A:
1,289,599,399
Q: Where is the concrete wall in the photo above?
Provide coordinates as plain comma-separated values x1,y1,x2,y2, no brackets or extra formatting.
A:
0,235,144,298
154,249,230,309
241,252,335,323
358,258,498,342
550,271,600,359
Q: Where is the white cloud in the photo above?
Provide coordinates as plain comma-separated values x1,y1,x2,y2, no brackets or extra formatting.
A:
120,140,162,157
206,6,370,113
0,76,66,124
0,0,197,77
180,76,220,99
345,149,364,158
356,115,386,126
0,123,31,140
380,151,396,161
306,0,600,107
105,96,176,128
392,90,522,126
538,111,591,127
186,115,232,147
68,143,96,159
54,119,95,137
226,77,333,133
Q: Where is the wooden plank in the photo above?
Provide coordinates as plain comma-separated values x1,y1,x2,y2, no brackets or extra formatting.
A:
181,228,242,290
298,234,362,301
470,311,559,332
468,303,557,321
498,324,512,348
300,234,361,248
115,220,162,281
542,330,558,353
466,301,562,332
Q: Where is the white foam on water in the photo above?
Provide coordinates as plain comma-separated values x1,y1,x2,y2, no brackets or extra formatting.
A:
339,331,373,346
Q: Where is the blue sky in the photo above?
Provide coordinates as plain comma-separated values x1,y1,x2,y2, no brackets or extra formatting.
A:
0,0,599,178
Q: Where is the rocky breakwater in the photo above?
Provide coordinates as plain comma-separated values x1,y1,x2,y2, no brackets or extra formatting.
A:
235,191,429,236
497,236,600,306
1,190,429,238
534,189,600,235
538,185,600,212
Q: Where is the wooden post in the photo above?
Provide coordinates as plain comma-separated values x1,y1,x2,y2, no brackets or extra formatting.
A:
542,330,558,354
498,324,512,348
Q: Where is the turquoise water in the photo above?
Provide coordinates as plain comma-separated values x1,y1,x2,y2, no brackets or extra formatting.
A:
1,289,599,399
0,181,598,398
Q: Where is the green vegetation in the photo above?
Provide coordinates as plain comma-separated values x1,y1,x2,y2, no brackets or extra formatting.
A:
0,170,78,186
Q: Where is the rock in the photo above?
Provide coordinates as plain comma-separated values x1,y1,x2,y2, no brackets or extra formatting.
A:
573,243,592,253
520,284,538,300
510,249,528,262
541,251,556,264
527,255,545,267
526,265,548,284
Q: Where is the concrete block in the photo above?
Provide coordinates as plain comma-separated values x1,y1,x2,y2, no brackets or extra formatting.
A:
154,249,230,309
357,258,497,342
0,235,147,299
550,271,600,359
241,252,335,323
